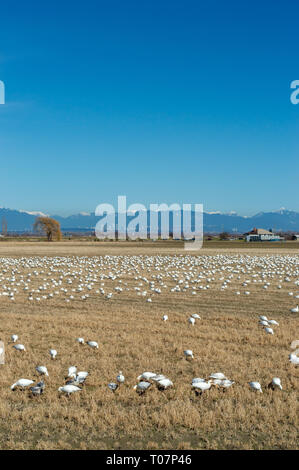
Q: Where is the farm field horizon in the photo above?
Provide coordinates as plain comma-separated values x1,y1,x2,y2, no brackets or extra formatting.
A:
0,241,297,450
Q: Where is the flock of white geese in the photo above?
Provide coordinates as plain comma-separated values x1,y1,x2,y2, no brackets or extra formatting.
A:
0,253,298,397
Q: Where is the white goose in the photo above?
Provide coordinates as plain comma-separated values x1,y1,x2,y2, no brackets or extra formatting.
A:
137,372,157,381
11,379,34,390
290,305,299,313
11,334,18,343
188,317,195,326
210,372,226,380
192,380,212,394
184,349,194,360
268,377,282,390
36,366,49,376
162,315,168,321
265,327,274,335
58,385,82,396
87,341,98,349
13,344,25,352
49,349,57,359
289,353,299,365
67,366,77,378
117,371,125,384
133,381,152,394
249,381,263,393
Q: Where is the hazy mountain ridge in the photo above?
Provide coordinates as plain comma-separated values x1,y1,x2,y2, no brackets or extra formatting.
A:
0,207,299,233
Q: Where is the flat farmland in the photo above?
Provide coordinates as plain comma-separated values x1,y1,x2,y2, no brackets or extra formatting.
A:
0,241,298,450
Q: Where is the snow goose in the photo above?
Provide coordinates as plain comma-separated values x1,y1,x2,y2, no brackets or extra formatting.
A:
76,337,84,344
268,320,279,326
162,315,168,321
210,372,226,380
137,372,157,381
249,381,263,393
265,327,274,335
36,366,49,376
133,381,152,394
11,379,34,390
289,353,299,365
49,349,57,359
117,371,125,384
192,380,212,395
108,382,118,392
184,349,194,360
290,305,299,313
87,341,99,349
13,344,25,352
192,314,200,319
58,385,82,396
11,334,18,343
155,378,173,390
268,377,282,390
192,377,205,385
30,381,45,396
67,366,77,378
188,317,195,326
220,379,235,389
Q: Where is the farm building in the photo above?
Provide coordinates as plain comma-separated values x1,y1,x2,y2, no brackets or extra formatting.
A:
245,228,284,242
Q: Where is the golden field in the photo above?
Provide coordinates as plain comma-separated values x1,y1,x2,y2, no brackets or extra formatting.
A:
0,240,298,450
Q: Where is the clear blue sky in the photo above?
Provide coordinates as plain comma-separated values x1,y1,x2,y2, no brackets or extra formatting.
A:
0,0,298,215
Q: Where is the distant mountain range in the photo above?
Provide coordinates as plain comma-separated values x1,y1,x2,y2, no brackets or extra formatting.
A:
1,207,299,234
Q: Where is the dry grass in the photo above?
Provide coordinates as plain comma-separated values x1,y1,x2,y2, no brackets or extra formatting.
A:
0,241,298,450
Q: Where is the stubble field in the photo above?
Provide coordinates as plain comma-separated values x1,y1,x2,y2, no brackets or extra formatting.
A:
0,241,298,450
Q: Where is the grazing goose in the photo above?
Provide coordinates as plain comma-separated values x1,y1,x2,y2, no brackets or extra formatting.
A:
192,314,200,319
259,316,268,321
162,315,168,321
67,371,88,385
184,349,194,360
49,349,57,359
117,371,125,384
192,380,212,395
268,320,279,326
13,344,25,352
155,378,173,390
58,385,82,396
11,379,34,390
192,377,205,385
137,372,157,381
133,381,152,394
289,353,299,365
11,334,18,343
259,320,269,326
36,366,49,376
30,381,45,396
87,341,98,349
76,337,84,344
220,379,235,389
67,366,77,378
188,317,195,326
268,377,282,390
249,381,263,393
77,371,88,380
210,372,226,380
265,327,274,335
108,382,118,392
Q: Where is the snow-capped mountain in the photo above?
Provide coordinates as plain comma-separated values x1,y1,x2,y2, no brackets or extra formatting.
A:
0,207,299,233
